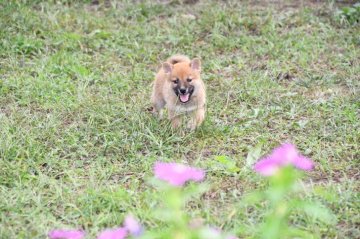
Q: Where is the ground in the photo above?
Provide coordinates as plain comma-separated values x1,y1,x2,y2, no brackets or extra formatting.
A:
0,0,359,238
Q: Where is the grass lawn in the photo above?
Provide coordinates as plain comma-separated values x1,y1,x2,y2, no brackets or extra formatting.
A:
0,0,359,238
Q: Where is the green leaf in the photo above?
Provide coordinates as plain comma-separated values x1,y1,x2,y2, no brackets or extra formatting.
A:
313,186,338,203
214,155,240,173
245,143,262,169
299,202,337,225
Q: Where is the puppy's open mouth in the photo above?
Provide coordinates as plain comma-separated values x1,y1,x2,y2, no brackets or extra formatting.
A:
179,93,191,103
174,86,194,104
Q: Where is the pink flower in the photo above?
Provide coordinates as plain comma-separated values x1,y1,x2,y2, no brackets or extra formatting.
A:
123,215,143,237
200,226,238,239
97,227,127,239
154,162,205,186
48,229,85,239
254,143,314,176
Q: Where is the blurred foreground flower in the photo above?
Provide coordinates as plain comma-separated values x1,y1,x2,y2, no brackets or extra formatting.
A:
49,214,142,239
198,226,239,239
154,162,205,186
48,229,85,239
97,227,127,239
254,143,314,176
124,214,143,237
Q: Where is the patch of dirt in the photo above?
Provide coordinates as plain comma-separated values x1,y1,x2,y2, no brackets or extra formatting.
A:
203,176,247,200
312,168,360,184
304,85,354,101
251,0,357,9
277,72,295,82
0,106,12,117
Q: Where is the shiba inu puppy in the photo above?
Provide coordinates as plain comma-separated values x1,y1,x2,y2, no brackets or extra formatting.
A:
151,55,206,130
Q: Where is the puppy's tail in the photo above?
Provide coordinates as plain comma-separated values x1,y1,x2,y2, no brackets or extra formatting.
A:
166,55,190,65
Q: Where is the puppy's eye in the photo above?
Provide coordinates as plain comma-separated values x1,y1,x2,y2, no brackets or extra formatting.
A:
173,79,179,84
187,78,192,82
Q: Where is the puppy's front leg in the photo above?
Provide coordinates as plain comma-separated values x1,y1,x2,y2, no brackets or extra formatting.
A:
187,108,205,130
168,110,181,128
195,107,205,129
151,97,165,119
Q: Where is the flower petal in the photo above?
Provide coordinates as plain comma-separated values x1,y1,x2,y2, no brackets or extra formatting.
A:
97,227,127,239
254,143,314,175
124,215,143,236
154,162,205,186
271,143,298,165
254,157,280,176
292,156,314,171
48,229,85,239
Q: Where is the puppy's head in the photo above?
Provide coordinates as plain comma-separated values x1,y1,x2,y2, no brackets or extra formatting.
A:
162,58,201,104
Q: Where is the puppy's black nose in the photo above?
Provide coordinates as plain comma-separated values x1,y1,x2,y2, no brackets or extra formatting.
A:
179,88,186,94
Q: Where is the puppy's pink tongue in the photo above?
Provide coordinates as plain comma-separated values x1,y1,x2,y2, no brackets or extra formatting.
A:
180,93,189,102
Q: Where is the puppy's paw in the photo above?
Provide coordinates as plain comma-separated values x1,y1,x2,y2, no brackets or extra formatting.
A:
171,117,181,128
186,119,197,131
150,107,163,120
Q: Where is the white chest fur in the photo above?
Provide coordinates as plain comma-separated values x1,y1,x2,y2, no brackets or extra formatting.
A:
176,104,196,113
168,103,201,115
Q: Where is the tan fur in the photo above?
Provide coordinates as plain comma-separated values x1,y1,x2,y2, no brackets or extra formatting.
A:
151,55,206,130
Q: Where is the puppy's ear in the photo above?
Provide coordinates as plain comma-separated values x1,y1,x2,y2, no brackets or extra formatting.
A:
190,58,201,72
162,62,172,74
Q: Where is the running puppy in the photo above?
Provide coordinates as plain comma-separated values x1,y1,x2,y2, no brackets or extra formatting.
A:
151,55,206,130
